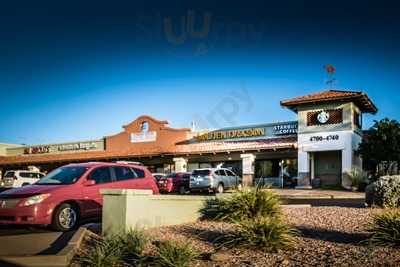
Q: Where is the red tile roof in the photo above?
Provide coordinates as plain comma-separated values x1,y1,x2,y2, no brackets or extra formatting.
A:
0,137,297,166
280,90,377,114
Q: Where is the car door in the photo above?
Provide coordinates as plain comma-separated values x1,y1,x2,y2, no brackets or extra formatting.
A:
81,166,113,218
182,173,191,190
216,170,227,189
225,169,236,188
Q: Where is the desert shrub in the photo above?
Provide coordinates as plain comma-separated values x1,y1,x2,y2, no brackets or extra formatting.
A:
77,229,149,267
200,187,282,222
367,209,400,247
374,175,400,208
215,216,297,252
347,168,368,191
78,236,126,267
154,240,198,267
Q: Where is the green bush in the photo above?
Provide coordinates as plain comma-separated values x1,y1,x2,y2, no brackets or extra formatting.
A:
215,216,297,252
77,229,149,267
154,240,198,267
367,209,400,247
200,187,282,222
374,176,400,208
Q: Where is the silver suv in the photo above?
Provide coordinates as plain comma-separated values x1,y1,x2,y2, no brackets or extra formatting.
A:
189,168,242,193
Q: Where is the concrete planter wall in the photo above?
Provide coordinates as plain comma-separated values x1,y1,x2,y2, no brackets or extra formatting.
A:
101,189,213,236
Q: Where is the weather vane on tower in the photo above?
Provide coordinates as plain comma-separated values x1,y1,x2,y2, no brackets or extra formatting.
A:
324,64,337,88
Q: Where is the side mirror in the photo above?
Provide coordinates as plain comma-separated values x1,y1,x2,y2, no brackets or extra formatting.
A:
83,180,96,186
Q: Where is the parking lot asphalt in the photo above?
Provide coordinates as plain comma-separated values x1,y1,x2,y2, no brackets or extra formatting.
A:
0,230,65,256
0,225,53,237
0,219,99,257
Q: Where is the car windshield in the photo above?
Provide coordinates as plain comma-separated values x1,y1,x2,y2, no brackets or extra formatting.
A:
165,173,177,178
36,166,88,185
4,172,14,178
192,170,211,176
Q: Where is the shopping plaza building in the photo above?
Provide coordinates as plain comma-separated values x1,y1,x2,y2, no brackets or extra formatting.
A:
0,90,377,189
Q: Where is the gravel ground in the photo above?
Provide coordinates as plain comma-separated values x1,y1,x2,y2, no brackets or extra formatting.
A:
149,207,400,267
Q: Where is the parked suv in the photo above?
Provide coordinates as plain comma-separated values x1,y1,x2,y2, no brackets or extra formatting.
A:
0,162,159,231
189,168,242,193
2,170,45,188
158,172,191,194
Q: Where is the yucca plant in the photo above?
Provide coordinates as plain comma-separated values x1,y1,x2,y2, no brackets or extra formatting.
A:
118,229,149,261
215,216,297,252
367,209,400,247
154,240,198,267
77,229,149,267
78,236,126,267
200,187,282,222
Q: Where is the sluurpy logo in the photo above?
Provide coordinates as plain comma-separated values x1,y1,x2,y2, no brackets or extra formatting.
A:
134,10,266,58
163,10,212,57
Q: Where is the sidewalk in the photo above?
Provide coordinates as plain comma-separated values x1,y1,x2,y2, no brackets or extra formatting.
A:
271,189,365,199
268,189,365,207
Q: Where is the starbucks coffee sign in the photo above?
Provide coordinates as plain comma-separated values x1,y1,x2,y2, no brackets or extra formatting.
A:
273,123,298,135
317,111,330,124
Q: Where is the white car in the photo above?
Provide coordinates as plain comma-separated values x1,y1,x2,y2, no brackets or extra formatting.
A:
2,170,45,188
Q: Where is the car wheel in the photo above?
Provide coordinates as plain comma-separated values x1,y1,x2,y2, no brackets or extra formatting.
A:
52,203,79,232
21,183,30,187
179,186,186,195
216,183,224,194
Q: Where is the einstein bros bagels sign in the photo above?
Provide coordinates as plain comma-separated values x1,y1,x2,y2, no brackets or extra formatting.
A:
196,128,265,141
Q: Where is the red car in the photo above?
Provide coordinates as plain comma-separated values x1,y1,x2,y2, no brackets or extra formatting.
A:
158,172,191,194
0,162,159,231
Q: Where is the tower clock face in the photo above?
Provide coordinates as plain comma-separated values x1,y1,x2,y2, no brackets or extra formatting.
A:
317,111,330,124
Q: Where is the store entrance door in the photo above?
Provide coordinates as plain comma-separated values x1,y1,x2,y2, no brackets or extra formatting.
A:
314,151,342,186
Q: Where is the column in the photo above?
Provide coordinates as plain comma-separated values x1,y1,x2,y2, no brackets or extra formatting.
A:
341,148,353,189
297,150,312,189
173,157,187,173
240,153,256,187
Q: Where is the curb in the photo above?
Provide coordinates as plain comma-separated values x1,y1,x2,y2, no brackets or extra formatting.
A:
282,204,311,208
278,195,365,200
0,227,88,267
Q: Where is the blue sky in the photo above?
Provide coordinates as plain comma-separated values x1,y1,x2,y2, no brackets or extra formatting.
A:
0,1,399,144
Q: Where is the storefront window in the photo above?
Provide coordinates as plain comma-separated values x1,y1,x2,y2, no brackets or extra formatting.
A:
222,161,242,177
283,159,298,178
255,160,280,178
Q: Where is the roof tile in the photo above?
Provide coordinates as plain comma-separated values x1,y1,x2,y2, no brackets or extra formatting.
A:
280,89,377,114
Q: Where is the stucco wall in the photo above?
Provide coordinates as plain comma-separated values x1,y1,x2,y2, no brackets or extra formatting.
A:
105,115,191,153
297,102,355,134
101,189,214,236
0,143,22,156
296,101,363,189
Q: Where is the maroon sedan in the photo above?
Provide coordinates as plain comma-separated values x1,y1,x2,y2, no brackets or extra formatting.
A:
158,172,191,194
0,162,159,231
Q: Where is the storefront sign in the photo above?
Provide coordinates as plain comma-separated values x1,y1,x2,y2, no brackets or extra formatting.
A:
24,146,50,154
58,142,98,152
309,134,339,142
131,131,157,143
23,141,102,155
317,111,330,124
273,123,298,135
196,128,265,141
